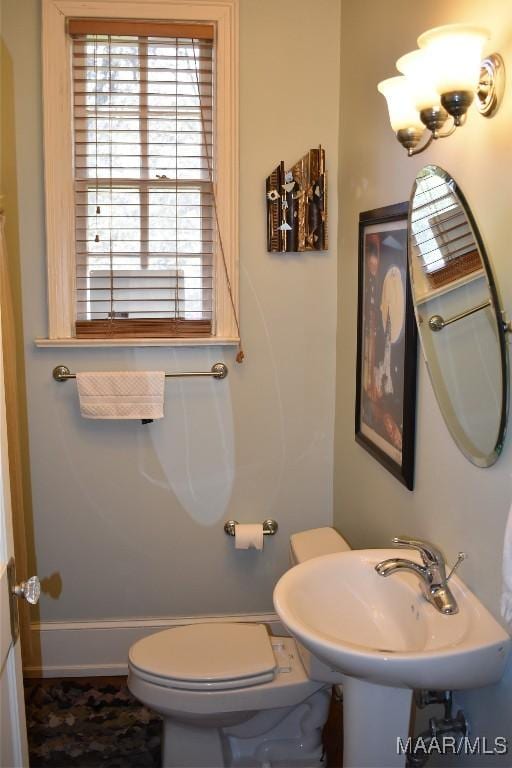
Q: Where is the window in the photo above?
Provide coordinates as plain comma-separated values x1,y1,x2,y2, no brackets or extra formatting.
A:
40,0,238,346
72,22,214,338
410,175,476,274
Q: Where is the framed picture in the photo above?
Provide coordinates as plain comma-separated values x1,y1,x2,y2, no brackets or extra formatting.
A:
355,202,417,490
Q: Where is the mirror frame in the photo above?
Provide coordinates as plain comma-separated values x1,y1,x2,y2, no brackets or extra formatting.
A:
408,165,509,467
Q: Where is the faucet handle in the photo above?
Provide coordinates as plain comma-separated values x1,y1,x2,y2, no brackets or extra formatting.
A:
446,552,467,581
392,537,444,567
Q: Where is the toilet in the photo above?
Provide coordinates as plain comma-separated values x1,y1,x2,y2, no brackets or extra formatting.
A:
128,527,350,767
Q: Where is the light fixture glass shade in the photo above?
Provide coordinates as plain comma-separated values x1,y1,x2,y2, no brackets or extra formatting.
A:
377,76,424,132
417,24,489,94
396,50,440,111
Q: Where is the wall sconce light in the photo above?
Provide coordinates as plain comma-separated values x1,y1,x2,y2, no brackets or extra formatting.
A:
377,24,505,156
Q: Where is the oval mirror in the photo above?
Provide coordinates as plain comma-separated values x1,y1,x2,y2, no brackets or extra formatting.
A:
408,164,508,467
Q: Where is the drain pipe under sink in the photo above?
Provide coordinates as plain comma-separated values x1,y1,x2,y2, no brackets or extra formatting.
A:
406,690,469,768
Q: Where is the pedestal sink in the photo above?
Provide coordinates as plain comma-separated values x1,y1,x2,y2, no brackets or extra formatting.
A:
273,549,510,768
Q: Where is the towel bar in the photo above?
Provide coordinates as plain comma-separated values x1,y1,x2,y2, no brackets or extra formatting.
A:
52,363,228,382
224,520,278,537
428,300,491,332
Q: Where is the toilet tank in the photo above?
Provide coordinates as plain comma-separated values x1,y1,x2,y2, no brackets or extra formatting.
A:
287,527,351,685
289,526,351,566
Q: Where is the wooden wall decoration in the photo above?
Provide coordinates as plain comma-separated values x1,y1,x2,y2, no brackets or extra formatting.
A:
266,146,327,253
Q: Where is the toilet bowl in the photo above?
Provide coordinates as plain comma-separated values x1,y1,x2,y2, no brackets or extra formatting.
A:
128,527,350,768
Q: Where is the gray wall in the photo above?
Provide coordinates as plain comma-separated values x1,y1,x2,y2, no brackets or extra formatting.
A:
2,0,340,623
335,0,512,761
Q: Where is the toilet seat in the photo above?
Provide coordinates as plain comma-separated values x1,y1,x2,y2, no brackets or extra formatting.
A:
129,623,278,691
128,634,325,718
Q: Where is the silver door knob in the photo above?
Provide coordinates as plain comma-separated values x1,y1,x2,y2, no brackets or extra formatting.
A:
12,576,41,605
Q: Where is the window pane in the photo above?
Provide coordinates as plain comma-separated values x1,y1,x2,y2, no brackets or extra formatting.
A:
72,33,214,329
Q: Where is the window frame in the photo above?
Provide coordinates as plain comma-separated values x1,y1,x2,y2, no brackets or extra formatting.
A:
39,0,239,347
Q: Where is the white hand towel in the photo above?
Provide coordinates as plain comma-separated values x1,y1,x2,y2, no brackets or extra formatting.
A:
501,502,512,628
76,371,165,420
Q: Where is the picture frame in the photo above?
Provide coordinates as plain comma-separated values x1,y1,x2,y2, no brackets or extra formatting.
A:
355,202,417,490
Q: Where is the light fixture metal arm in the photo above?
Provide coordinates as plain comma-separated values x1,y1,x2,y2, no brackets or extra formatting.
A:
434,120,459,139
407,133,435,157
406,114,461,157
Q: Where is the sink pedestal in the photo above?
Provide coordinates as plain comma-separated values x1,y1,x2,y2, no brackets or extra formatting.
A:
342,677,412,768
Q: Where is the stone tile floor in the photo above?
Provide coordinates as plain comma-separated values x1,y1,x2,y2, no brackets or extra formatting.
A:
24,677,161,767
24,676,342,768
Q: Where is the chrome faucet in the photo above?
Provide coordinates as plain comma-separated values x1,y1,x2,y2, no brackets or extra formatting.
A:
375,537,466,615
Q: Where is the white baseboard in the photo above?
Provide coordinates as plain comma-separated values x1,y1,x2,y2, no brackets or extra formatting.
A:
24,612,286,678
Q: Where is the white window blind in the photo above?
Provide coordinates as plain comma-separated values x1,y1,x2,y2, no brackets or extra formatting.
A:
410,175,476,274
69,20,215,338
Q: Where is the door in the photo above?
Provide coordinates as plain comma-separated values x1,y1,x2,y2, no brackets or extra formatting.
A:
0,261,29,766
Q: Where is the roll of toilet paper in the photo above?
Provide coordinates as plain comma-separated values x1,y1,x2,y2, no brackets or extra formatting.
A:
234,523,264,550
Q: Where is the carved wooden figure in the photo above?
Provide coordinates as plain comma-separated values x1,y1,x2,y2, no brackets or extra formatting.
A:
266,146,327,253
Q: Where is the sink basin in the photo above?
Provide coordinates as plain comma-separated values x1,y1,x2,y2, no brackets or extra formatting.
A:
275,549,510,767
274,549,510,690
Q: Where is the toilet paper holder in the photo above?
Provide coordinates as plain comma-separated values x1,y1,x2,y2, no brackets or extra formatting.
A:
224,519,278,537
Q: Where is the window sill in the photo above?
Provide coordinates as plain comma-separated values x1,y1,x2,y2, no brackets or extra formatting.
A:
34,337,240,349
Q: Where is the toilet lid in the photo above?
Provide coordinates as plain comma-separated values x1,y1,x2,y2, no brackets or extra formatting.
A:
129,623,277,690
